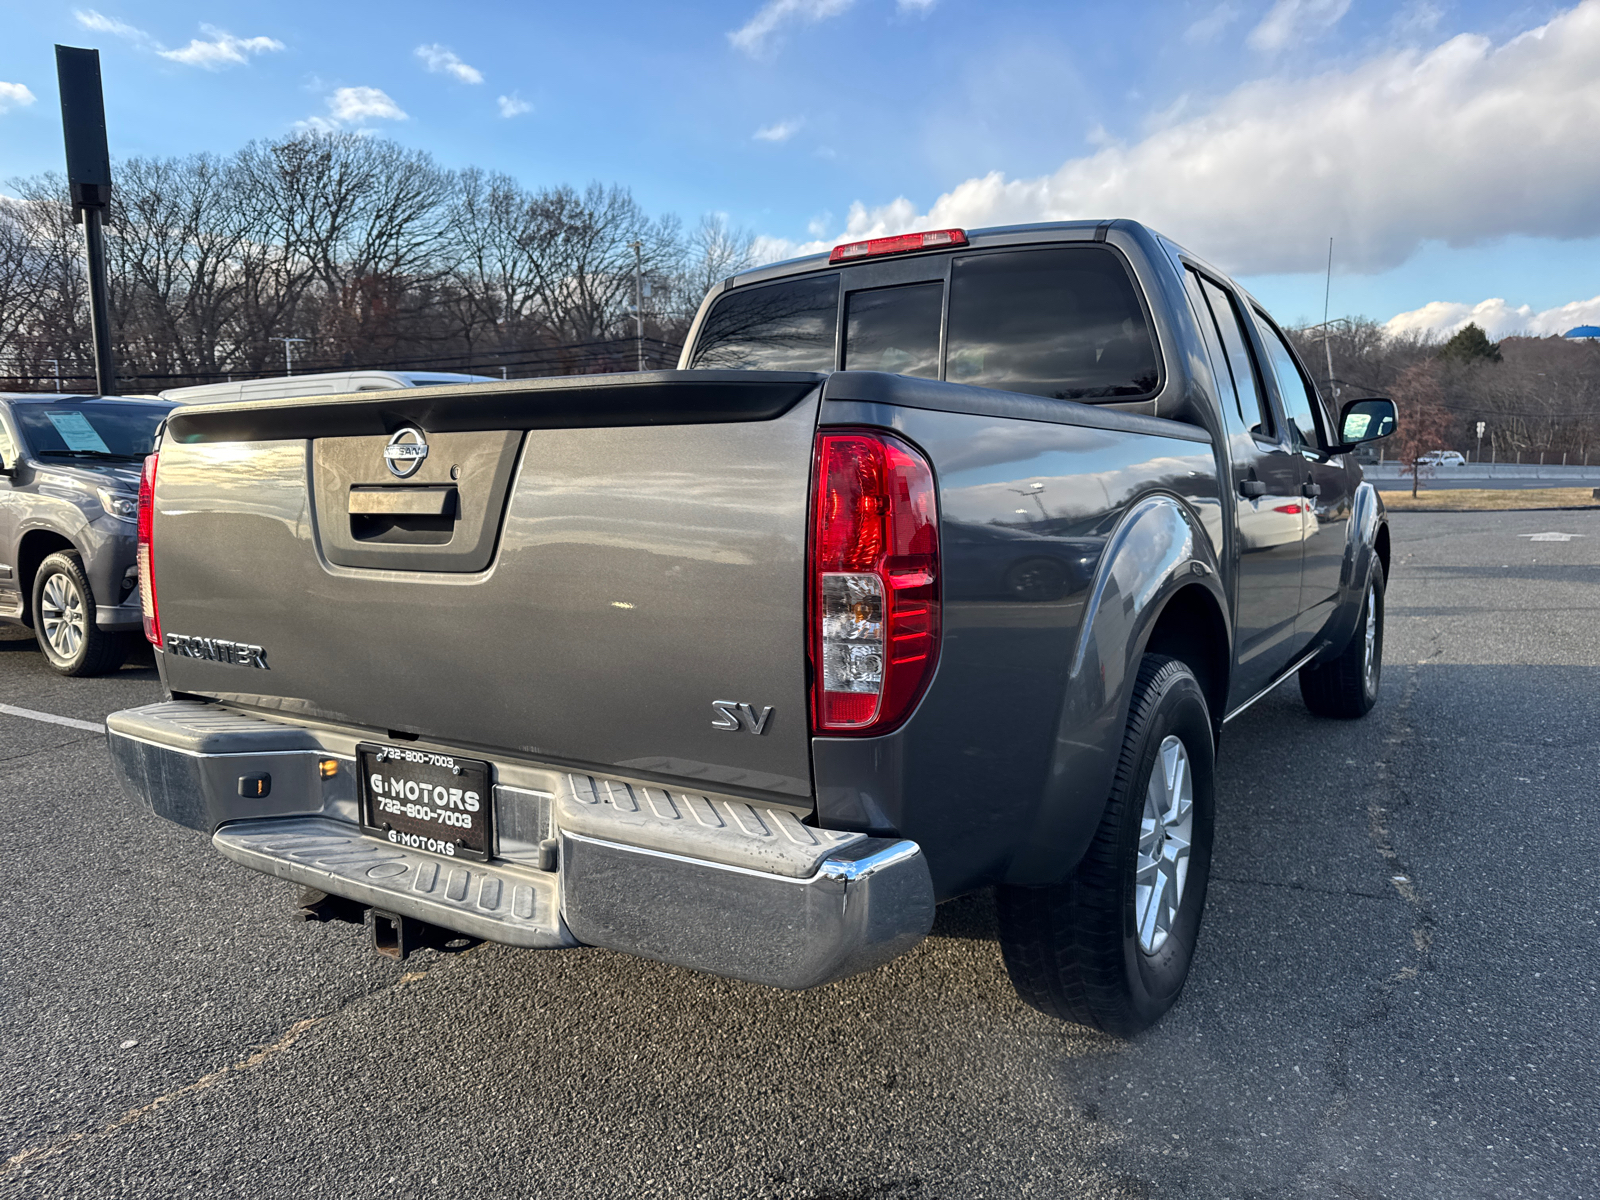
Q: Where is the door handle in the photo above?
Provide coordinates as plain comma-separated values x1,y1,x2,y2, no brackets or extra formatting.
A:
348,486,458,516
1239,479,1267,498
1301,482,1322,498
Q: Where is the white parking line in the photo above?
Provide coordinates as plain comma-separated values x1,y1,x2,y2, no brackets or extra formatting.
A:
0,704,107,735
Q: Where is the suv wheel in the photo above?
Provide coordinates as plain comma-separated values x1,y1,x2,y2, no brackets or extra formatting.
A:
1299,567,1385,718
996,654,1216,1036
32,551,131,677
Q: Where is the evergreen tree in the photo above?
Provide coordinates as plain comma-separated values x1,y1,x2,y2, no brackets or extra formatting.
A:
1438,322,1502,364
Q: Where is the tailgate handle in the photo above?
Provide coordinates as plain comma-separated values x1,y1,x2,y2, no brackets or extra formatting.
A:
348,486,458,517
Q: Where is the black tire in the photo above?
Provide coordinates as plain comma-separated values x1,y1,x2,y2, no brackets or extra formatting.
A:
31,551,131,677
996,654,1215,1037
1299,566,1385,719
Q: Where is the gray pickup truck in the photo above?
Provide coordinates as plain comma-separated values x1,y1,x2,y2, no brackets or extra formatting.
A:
107,220,1396,1035
0,394,174,674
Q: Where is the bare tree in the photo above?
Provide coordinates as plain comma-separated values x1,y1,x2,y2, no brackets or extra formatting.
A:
1391,361,1454,496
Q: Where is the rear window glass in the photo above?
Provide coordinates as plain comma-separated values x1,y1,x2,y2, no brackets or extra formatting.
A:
945,248,1159,401
844,282,942,379
13,401,169,460
688,275,839,371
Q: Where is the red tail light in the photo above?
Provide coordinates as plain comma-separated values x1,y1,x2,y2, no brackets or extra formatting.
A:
136,452,161,647
829,228,968,264
809,430,940,735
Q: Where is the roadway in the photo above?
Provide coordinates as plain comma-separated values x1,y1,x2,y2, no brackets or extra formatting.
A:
1,509,1596,1198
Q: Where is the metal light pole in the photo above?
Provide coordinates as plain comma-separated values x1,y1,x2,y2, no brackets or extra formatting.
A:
630,240,644,372
56,46,115,396
272,336,306,376
1321,238,1337,399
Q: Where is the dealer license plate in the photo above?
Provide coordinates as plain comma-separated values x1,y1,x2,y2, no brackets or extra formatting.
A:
358,743,494,862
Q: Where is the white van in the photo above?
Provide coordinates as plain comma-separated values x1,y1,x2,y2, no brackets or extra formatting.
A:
159,370,497,405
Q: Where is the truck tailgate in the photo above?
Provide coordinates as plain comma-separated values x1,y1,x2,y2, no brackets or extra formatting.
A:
151,375,822,803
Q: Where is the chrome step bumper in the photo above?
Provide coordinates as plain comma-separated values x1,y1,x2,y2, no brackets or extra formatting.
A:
214,818,572,949
108,700,935,989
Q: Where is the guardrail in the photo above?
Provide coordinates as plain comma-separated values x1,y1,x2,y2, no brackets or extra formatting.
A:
1363,463,1600,481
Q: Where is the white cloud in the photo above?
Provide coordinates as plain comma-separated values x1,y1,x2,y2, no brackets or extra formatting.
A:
0,82,37,114
1386,295,1600,340
754,119,801,142
296,86,406,133
73,9,156,47
780,1,1600,276
1391,1,1443,38
729,0,854,56
416,44,484,84
1186,2,1242,43
158,28,284,69
74,12,281,68
1248,0,1352,52
327,86,407,123
898,0,937,13
497,93,531,118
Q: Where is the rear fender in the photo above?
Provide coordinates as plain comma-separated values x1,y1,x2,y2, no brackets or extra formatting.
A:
1311,480,1385,665
1004,492,1228,887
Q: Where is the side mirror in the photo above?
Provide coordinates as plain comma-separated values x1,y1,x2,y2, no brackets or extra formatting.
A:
1336,397,1397,451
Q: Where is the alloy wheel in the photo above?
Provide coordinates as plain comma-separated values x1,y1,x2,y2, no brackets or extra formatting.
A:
1363,580,1379,692
40,571,86,662
1135,734,1194,955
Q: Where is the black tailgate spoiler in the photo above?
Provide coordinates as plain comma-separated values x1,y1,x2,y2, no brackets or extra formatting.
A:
164,370,825,444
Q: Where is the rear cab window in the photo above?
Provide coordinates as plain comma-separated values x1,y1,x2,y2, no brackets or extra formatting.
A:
687,275,839,371
689,243,1161,403
844,282,942,378
946,248,1158,400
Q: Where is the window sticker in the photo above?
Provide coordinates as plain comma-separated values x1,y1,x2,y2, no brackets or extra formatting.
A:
45,411,112,453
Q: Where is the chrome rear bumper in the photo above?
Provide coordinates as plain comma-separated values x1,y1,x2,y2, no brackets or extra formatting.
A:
107,700,934,989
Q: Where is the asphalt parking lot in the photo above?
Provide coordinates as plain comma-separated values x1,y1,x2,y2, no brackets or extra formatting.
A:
1,509,1596,1199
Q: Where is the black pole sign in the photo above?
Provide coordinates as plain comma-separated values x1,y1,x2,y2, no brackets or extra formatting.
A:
55,45,116,396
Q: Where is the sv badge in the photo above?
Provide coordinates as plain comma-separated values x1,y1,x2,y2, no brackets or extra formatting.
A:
711,700,773,735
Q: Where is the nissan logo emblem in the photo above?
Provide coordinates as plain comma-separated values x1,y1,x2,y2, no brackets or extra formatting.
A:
383,427,429,478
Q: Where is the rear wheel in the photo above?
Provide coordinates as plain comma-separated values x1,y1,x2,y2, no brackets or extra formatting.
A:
1299,567,1385,718
31,551,131,677
996,654,1215,1036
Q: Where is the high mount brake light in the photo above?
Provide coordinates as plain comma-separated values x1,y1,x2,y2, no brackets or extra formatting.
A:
828,228,968,264
809,430,940,735
136,452,161,647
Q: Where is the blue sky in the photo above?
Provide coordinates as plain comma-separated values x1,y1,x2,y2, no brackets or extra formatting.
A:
2,0,1598,336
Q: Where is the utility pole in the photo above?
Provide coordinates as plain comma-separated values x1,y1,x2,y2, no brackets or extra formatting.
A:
56,46,115,396
44,359,61,391
272,336,307,376
630,240,644,372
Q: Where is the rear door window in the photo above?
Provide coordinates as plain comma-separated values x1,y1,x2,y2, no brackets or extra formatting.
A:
843,282,943,378
945,247,1159,401
1196,275,1273,439
688,274,839,371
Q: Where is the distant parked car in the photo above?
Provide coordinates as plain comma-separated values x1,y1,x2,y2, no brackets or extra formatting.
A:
159,370,497,405
1416,450,1466,466
0,392,175,674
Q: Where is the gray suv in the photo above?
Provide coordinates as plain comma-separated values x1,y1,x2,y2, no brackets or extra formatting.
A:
0,394,173,675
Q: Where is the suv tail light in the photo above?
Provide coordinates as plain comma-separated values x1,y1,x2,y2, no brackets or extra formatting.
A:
136,453,161,647
810,430,940,735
